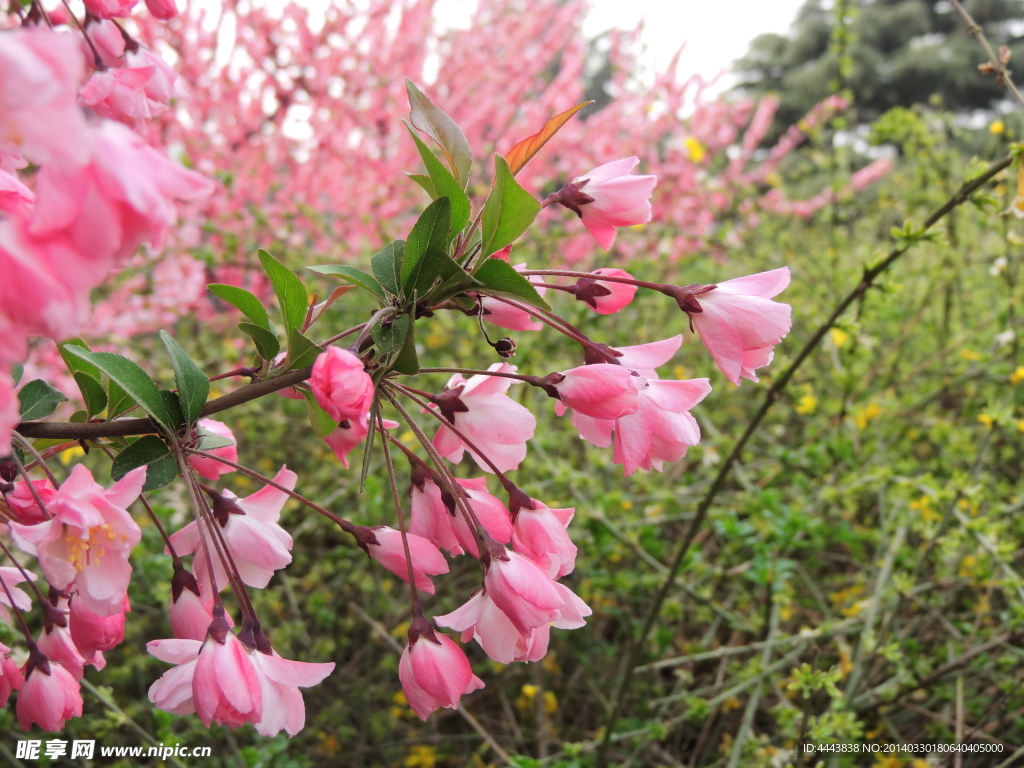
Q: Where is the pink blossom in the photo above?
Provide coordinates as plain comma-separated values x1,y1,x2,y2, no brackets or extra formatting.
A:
549,363,639,420
0,374,17,456
193,628,262,728
310,347,374,426
323,414,397,469
80,47,182,125
684,268,792,385
512,501,576,579
432,363,536,473
399,623,484,720
0,169,33,218
364,527,449,594
435,591,548,664
85,19,126,66
82,0,137,18
145,0,178,19
187,418,238,480
572,268,637,314
0,28,88,168
484,549,564,634
30,120,215,266
9,465,145,616
449,477,513,557
409,475,512,558
409,473,462,556
0,642,23,706
3,479,56,525
249,649,335,737
169,563,216,641
0,566,36,625
17,658,82,731
479,263,547,332
147,637,202,715
547,157,656,250
37,618,104,682
169,467,296,591
69,595,128,656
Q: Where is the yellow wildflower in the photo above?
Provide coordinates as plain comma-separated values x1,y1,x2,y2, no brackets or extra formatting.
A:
854,403,881,429
960,348,982,361
829,328,850,348
978,413,995,429
405,745,438,768
991,119,1006,135
684,137,706,163
59,445,86,465
796,394,818,415
1011,366,1024,384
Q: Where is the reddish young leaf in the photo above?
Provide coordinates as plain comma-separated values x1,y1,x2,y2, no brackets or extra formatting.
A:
504,101,593,176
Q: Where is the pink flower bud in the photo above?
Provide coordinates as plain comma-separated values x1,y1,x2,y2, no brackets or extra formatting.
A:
0,643,23,706
512,501,576,579
193,630,262,728
573,268,637,314
69,595,128,655
187,418,238,480
323,414,397,469
365,527,449,594
399,625,484,720
17,659,82,731
144,0,178,18
551,363,640,420
484,549,564,634
310,347,374,426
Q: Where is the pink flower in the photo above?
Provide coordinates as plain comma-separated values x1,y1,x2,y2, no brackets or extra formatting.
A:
398,621,484,721
0,566,37,625
548,363,639,420
479,263,547,332
0,28,89,168
79,47,182,125
681,268,792,385
69,595,127,656
147,637,202,715
37,616,105,682
484,549,564,634
546,157,656,250
193,627,262,728
571,268,637,314
310,347,374,426
168,563,216,641
85,19,126,66
249,648,335,737
169,467,296,591
432,363,536,473
323,414,397,469
3,479,56,525
363,526,449,594
512,501,576,579
0,374,17,456
436,591,548,664
82,0,137,18
17,657,82,731
145,0,178,18
449,477,513,557
30,120,215,266
409,473,462,556
187,418,238,480
409,475,512,558
0,642,23,706
10,465,145,616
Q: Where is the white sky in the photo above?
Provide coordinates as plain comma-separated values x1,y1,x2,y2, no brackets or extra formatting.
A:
436,0,807,91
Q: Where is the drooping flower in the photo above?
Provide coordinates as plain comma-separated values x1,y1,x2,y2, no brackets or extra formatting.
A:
511,501,576,579
431,363,536,473
187,418,238,480
0,566,37,625
146,637,202,715
483,549,564,634
0,642,23,707
17,655,82,732
169,466,296,591
360,526,449,595
674,268,792,385
323,414,398,469
168,562,216,641
435,591,549,664
0,169,33,218
398,620,484,721
37,612,105,682
570,268,638,315
9,464,145,616
192,623,262,728
69,594,128,656
82,0,137,18
310,347,374,426
248,646,335,737
144,0,178,17
546,363,639,420
546,157,656,250
478,263,547,332
449,477,513,558
3,479,55,525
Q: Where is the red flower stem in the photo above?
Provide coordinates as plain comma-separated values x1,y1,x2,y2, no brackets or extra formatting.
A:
172,444,225,609
519,269,665,291
208,367,256,383
0,534,50,606
377,411,424,617
488,296,620,363
182,448,362,538
24,442,79,470
318,321,367,348
194,485,258,620
380,388,490,554
416,368,541,385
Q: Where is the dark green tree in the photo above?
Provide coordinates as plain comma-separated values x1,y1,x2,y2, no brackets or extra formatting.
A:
734,0,1024,136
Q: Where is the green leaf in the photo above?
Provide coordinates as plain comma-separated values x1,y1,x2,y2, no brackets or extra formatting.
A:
59,338,107,417
371,240,406,297
392,320,419,375
407,173,436,198
300,390,337,438
404,122,471,237
258,250,308,339
402,196,452,295
238,322,281,361
111,435,178,491
159,390,185,432
72,373,107,419
196,432,235,451
11,363,23,387
208,284,274,331
307,265,385,302
18,380,68,421
63,346,176,434
372,314,411,356
475,258,551,311
479,155,541,260
106,379,135,421
160,331,209,426
286,329,323,370
406,79,472,186
430,255,481,303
